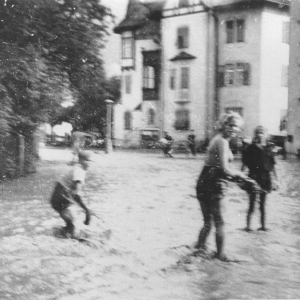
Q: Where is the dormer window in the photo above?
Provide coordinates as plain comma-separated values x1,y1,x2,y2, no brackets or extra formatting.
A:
177,26,189,49
122,31,134,59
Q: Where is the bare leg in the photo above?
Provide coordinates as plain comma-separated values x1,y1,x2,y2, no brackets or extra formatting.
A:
60,206,76,238
212,199,225,259
258,193,267,230
195,198,212,250
246,192,256,231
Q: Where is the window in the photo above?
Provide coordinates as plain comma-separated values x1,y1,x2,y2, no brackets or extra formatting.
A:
226,19,245,43
148,108,155,125
170,69,176,90
225,107,243,116
181,67,189,89
125,75,131,94
219,63,250,87
174,109,190,131
122,31,134,59
281,65,288,87
226,21,234,43
177,26,189,49
225,64,235,86
282,21,289,44
143,66,155,89
178,0,189,7
236,63,247,85
124,111,132,130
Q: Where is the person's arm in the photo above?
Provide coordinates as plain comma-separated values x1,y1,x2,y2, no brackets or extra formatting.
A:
219,139,247,179
72,181,91,225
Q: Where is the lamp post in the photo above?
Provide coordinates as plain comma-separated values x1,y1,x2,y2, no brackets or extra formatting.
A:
105,99,114,154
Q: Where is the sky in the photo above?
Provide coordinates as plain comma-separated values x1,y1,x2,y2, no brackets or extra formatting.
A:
101,0,129,77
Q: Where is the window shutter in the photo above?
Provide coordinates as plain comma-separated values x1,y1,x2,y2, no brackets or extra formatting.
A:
170,69,176,90
181,67,189,89
243,63,250,85
217,65,225,87
236,19,245,42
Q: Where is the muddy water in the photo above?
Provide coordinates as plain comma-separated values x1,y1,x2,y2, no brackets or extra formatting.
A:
0,149,300,299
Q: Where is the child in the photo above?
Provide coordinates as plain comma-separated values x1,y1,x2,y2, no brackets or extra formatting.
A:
50,150,93,238
242,126,278,231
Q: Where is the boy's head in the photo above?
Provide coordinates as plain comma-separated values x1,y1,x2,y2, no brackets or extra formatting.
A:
78,150,93,170
254,125,266,144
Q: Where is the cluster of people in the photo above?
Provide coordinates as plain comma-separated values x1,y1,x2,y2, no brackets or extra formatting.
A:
159,130,197,158
195,112,279,261
50,111,279,263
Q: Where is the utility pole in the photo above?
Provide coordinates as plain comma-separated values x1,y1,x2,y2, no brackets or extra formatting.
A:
105,99,114,154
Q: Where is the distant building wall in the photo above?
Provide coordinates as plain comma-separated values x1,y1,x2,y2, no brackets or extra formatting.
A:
218,7,263,139
161,8,211,142
260,9,289,136
287,0,300,154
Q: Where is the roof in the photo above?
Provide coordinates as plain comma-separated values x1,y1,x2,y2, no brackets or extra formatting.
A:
170,51,196,61
114,0,164,34
210,0,290,9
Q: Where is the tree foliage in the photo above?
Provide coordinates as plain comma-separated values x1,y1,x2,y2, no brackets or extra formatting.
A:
0,0,116,174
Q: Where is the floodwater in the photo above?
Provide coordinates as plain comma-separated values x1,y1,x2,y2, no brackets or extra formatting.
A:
0,147,300,299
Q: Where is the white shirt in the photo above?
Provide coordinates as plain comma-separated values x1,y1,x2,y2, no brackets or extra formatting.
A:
59,164,86,191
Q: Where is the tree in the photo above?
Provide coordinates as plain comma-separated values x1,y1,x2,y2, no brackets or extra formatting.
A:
0,0,113,175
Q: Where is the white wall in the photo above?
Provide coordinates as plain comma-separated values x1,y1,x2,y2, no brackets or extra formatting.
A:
287,0,300,154
260,10,289,136
218,8,262,138
161,10,210,141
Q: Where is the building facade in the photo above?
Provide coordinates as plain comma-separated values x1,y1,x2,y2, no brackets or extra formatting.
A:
286,0,300,155
114,0,290,148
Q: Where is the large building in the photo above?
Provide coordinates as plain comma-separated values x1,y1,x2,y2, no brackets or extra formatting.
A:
113,0,290,148
286,0,300,155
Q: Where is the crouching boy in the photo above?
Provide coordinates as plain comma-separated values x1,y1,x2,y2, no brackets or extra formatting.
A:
50,150,93,238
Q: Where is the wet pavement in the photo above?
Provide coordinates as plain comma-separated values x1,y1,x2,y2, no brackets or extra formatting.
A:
0,147,300,299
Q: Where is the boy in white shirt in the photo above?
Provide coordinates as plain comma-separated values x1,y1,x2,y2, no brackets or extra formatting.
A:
50,150,93,238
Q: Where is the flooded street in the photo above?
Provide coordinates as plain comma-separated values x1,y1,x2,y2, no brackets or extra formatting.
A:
0,147,300,299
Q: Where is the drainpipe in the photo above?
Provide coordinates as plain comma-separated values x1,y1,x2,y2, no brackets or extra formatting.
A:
202,1,219,139
159,22,164,138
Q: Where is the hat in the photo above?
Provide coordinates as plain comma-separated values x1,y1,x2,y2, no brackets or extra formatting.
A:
78,150,93,161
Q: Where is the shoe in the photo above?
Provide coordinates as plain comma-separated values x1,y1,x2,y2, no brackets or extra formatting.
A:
193,248,211,259
258,227,269,231
212,252,235,262
243,227,253,232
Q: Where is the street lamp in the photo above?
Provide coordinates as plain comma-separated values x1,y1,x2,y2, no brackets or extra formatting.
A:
105,99,114,154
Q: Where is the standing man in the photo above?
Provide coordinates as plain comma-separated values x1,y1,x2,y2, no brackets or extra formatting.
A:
187,130,197,157
163,131,174,157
